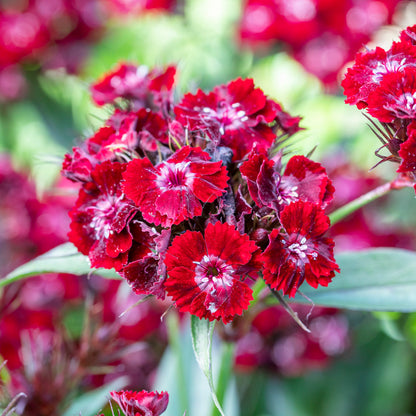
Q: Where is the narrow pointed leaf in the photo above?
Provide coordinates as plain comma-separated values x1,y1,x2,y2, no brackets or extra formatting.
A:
191,315,225,416
295,248,416,311
1,243,120,287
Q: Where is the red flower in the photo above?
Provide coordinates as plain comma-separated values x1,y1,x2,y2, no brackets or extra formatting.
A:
62,109,168,183
90,62,176,109
342,42,416,109
174,78,287,160
366,68,416,123
122,146,229,227
240,150,334,211
68,161,137,271
164,222,259,323
262,201,339,297
110,390,169,416
398,122,416,174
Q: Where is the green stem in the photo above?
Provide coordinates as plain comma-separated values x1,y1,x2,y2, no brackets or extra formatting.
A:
211,342,235,416
329,181,393,225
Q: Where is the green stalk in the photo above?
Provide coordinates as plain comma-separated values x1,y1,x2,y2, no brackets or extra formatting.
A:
329,181,393,225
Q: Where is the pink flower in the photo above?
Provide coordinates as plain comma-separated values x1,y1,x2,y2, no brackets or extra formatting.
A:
90,62,176,110
110,390,169,416
122,146,229,227
240,149,334,211
174,78,293,160
164,222,259,323
68,161,137,271
262,201,339,297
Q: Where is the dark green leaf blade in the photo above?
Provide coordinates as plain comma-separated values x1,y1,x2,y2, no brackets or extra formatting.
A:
296,248,416,311
191,315,225,416
1,243,120,287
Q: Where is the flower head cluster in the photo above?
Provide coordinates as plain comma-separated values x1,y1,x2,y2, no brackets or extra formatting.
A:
0,0,179,102
342,25,416,192
63,62,339,323
239,0,401,86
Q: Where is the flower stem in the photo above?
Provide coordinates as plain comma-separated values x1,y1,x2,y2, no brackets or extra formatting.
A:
269,286,311,333
329,181,393,225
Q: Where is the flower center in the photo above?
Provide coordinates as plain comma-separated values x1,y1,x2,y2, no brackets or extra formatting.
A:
201,102,248,134
194,254,234,294
284,236,318,260
87,194,126,239
372,56,406,83
277,178,299,205
155,161,194,191
391,91,416,117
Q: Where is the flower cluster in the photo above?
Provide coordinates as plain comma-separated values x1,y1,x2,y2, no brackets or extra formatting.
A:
342,25,416,192
239,0,401,86
63,62,339,323
0,0,178,102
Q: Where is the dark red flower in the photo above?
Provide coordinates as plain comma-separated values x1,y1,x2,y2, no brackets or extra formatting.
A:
120,223,170,299
366,68,416,123
164,222,259,323
122,146,229,227
90,62,176,109
110,390,169,416
262,201,339,297
240,150,334,211
68,161,137,270
174,78,286,160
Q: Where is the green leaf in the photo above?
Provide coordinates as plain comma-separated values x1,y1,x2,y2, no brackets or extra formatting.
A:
1,243,120,288
191,315,225,416
296,248,416,311
62,376,128,416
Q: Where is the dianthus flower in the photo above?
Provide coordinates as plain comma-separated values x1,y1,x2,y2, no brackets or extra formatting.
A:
122,146,229,227
164,222,259,323
342,25,416,181
262,201,339,297
240,149,334,211
110,390,169,416
174,78,300,161
366,69,416,123
342,42,416,109
68,161,137,270
120,223,170,299
62,109,169,183
91,62,176,110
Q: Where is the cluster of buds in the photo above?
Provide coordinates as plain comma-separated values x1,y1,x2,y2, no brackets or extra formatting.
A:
239,0,402,86
62,62,340,324
342,25,416,191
